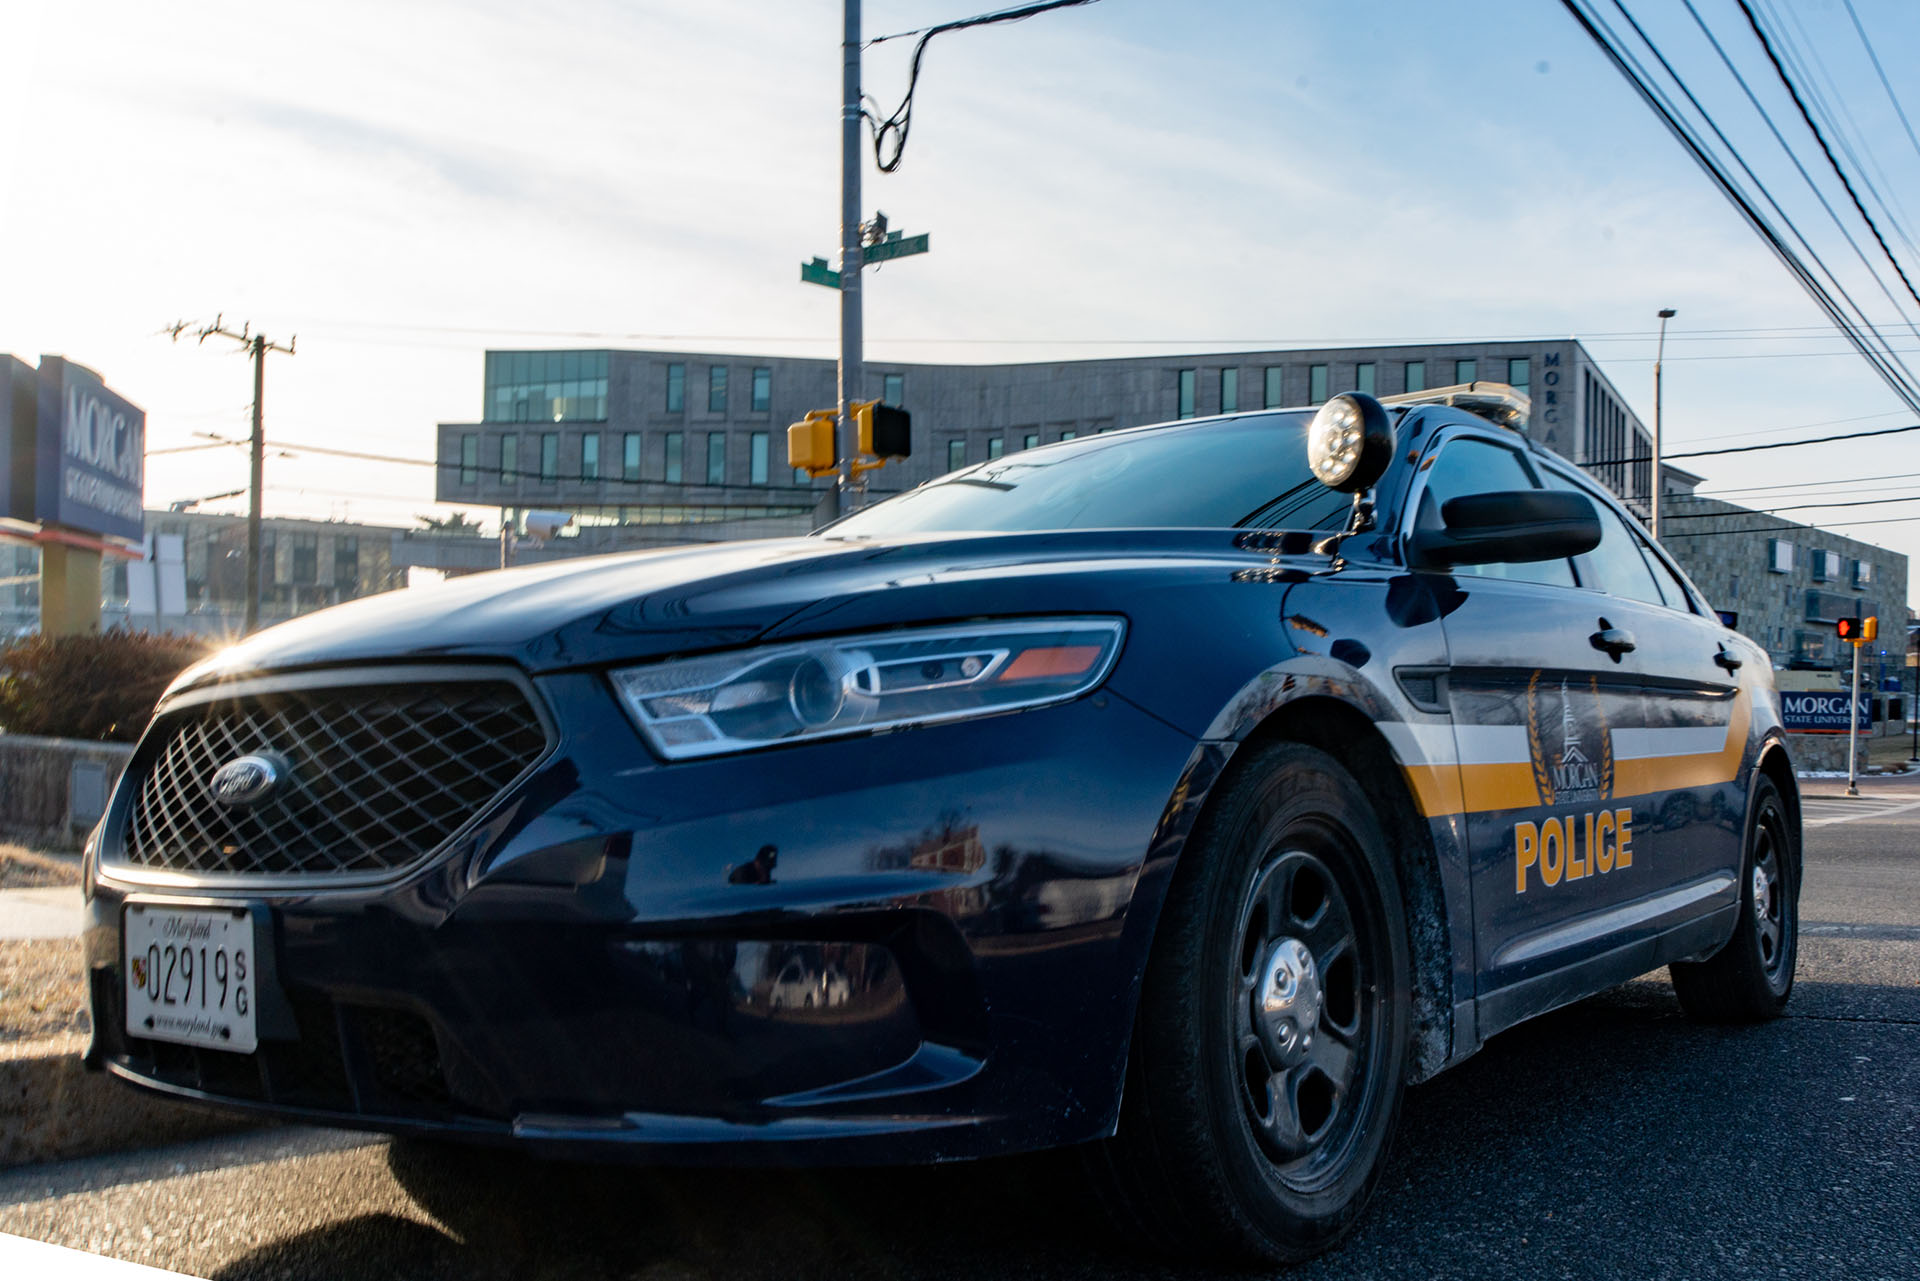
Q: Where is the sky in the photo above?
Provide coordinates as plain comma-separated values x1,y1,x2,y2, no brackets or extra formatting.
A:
3,0,1918,613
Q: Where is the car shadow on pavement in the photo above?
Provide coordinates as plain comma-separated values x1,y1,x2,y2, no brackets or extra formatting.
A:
205,974,1920,1281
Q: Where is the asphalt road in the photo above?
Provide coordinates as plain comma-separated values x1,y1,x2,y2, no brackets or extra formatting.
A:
3,781,1915,1281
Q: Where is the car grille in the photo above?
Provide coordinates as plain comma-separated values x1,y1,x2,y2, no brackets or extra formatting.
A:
118,678,550,881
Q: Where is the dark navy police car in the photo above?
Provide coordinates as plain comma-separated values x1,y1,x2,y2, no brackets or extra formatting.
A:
84,387,1799,1264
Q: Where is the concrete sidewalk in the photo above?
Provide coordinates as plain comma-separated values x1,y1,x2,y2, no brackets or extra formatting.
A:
0,888,82,942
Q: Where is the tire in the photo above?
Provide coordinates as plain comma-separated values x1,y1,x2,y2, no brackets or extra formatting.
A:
1670,774,1798,1022
1086,741,1412,1265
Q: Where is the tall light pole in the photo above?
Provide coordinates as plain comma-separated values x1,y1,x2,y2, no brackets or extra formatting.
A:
1652,307,1675,538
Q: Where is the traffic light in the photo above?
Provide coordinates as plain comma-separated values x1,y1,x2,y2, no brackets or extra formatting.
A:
1835,616,1878,644
853,399,912,460
786,409,838,478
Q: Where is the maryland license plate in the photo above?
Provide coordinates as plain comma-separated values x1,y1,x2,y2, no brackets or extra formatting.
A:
123,902,258,1053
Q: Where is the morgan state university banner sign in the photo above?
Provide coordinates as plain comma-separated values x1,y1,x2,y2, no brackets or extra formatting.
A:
1,354,146,543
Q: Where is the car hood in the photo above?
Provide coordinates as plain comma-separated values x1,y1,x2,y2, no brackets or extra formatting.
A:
171,529,1317,691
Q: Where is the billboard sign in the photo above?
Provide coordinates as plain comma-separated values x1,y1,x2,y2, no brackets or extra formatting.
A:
32,357,146,542
1780,690,1872,734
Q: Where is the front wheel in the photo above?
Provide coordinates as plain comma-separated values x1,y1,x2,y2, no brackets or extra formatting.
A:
1670,774,1798,1021
1086,742,1411,1265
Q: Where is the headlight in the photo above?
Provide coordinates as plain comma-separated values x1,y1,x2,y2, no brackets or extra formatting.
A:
611,618,1126,760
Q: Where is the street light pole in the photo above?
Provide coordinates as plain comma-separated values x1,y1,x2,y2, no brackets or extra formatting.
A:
837,0,863,520
1652,307,1675,538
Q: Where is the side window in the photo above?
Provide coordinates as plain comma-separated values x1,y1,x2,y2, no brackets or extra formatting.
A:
1633,532,1698,615
1540,471,1664,606
1416,437,1576,586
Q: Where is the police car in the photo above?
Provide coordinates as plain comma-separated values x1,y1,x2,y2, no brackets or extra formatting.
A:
83,385,1797,1265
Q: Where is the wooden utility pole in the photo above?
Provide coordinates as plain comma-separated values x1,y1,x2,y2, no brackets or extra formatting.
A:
170,316,295,633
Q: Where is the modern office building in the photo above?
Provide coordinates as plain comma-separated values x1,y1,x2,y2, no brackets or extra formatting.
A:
429,340,1906,678
432,339,1653,531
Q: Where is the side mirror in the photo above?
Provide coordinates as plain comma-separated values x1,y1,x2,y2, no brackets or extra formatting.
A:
1408,490,1601,570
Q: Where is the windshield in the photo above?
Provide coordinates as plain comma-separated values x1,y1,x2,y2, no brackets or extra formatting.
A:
826,413,1356,537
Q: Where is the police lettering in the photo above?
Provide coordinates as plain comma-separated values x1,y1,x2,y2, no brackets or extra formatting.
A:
1515,808,1632,893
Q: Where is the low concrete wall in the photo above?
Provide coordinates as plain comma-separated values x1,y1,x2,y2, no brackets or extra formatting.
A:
0,734,134,851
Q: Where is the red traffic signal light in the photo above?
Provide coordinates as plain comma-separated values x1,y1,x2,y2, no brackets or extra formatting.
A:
1835,616,1878,643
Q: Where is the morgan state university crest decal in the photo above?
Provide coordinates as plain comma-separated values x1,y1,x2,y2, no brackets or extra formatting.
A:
1525,672,1613,806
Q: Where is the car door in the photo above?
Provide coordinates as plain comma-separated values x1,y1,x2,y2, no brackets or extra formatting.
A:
1402,430,1739,1028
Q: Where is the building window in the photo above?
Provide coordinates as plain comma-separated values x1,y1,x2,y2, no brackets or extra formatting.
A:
1728,574,1739,600
290,534,318,585
1177,369,1196,418
1455,358,1477,384
484,350,608,423
665,432,684,484
1023,432,1039,450
1308,364,1328,405
1405,361,1426,393
499,433,518,484
794,467,810,484
1508,357,1530,391
884,373,904,405
988,436,1004,459
1220,368,1239,414
948,439,966,471
1265,366,1283,408
707,433,726,484
752,367,771,413
666,363,685,412
459,435,477,485
750,432,769,484
1355,362,1376,395
708,366,728,414
1768,538,1793,573
623,433,641,481
334,537,359,588
1854,559,1873,587
539,433,558,482
581,433,600,481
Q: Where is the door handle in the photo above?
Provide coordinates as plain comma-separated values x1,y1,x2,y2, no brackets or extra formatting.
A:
1590,625,1636,658
1714,646,1743,672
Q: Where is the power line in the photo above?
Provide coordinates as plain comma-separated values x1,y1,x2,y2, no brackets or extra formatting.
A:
1734,0,1920,314
865,0,1100,172
1841,0,1920,179
1665,492,1920,520
1662,0,1920,401
1663,512,1920,536
202,433,826,500
1587,418,1920,465
1563,1,1920,415
1761,0,1920,258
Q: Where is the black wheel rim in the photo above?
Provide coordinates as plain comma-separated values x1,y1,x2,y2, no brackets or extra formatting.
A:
1750,802,1791,983
1228,837,1385,1191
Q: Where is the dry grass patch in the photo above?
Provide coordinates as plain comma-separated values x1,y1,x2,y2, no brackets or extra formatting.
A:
0,939,87,1044
0,843,81,890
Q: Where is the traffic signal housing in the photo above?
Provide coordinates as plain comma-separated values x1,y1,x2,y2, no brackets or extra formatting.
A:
787,409,838,478
1835,615,1878,644
854,400,912,460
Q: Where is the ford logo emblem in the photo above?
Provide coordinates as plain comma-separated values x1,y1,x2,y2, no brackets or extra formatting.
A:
209,754,286,807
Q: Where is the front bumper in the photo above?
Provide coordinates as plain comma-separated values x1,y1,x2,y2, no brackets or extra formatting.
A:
86,670,1208,1164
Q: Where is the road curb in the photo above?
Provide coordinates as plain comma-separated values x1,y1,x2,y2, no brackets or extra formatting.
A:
0,1033,262,1167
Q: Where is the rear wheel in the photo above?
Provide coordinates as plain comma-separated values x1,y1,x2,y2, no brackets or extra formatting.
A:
1087,742,1411,1265
1670,774,1797,1021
